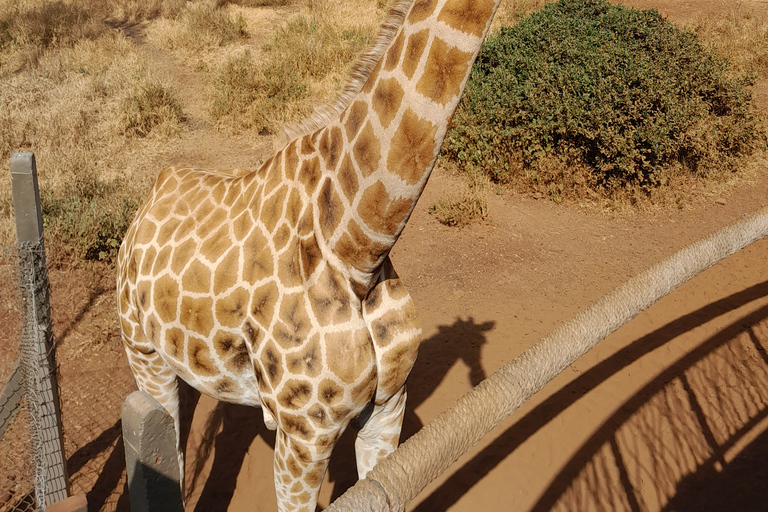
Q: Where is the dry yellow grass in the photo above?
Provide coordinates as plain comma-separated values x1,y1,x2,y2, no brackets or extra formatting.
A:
201,0,385,134
429,165,491,227
0,0,385,263
691,2,768,78
0,9,181,262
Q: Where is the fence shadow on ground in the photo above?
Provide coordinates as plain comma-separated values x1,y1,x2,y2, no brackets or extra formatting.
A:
414,280,768,512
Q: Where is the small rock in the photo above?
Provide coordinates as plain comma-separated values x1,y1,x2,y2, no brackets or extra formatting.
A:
715,198,727,205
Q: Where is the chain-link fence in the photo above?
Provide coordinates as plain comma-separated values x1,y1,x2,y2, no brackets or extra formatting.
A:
0,244,36,512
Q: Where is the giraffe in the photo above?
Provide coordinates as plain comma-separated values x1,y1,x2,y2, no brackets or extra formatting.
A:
117,0,501,510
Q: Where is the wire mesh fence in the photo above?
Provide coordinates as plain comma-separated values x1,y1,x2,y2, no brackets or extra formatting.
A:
0,244,36,512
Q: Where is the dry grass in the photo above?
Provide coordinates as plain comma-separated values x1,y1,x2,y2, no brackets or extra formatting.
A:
147,1,248,56
491,0,549,31
0,12,178,263
691,2,768,78
206,0,384,134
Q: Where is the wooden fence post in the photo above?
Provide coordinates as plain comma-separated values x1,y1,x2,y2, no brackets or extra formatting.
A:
122,391,184,512
11,152,70,507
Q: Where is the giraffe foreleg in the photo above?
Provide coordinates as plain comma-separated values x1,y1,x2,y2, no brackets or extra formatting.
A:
272,428,333,512
354,385,407,478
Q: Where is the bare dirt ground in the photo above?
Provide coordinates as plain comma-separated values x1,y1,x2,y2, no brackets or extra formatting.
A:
2,0,768,511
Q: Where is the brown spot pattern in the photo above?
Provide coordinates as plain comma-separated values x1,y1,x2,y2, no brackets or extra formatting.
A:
286,336,321,377
320,126,343,169
215,287,249,327
337,155,359,202
281,412,314,441
416,37,471,105
180,296,215,336
352,122,381,178
188,336,217,376
408,0,438,23
251,281,279,325
372,78,405,129
261,185,288,234
153,275,180,324
388,108,439,185
385,31,405,71
299,158,321,193
278,379,313,410
318,178,344,240
200,224,231,262
345,101,368,141
403,30,430,79
325,329,373,384
357,181,413,236
242,230,273,284
307,266,350,326
334,219,389,271
438,0,494,36
213,248,240,295
299,235,323,280
275,293,311,349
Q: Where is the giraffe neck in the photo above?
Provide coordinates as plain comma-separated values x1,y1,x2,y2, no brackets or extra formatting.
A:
284,0,500,287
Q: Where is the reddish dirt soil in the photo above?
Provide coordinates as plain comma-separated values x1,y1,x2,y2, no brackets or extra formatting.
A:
3,1,768,511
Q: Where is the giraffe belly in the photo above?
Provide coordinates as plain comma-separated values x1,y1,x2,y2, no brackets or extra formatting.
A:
165,355,263,408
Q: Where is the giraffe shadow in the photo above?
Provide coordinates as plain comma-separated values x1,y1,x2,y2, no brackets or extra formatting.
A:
183,385,274,512
325,316,496,503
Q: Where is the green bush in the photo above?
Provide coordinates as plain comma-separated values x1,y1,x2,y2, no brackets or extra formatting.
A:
40,174,142,262
443,0,765,196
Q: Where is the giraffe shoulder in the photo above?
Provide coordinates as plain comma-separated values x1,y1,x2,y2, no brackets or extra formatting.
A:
362,258,422,403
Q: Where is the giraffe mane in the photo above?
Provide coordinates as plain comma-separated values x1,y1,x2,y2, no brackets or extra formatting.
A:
275,0,415,149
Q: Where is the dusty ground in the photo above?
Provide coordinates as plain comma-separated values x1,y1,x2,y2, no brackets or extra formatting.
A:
2,0,768,511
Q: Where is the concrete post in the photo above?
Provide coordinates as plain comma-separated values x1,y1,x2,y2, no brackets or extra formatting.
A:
10,152,70,507
122,391,184,512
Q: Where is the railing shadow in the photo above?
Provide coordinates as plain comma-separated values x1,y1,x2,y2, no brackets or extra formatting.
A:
415,280,768,511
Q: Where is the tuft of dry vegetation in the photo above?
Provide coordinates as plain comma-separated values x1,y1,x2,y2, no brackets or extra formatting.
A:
429,165,490,227
122,80,185,138
692,3,768,78
207,0,383,134
148,1,248,54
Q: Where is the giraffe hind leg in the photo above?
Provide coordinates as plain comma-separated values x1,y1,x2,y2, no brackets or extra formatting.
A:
359,257,421,477
354,385,407,478
122,330,185,496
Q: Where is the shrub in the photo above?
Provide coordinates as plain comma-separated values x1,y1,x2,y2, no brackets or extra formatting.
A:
40,173,145,262
443,0,766,198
